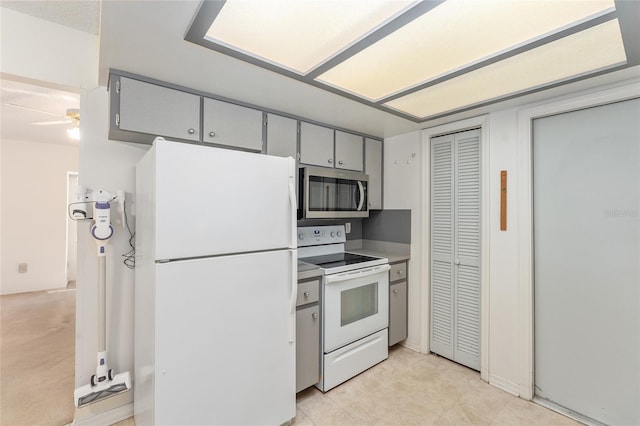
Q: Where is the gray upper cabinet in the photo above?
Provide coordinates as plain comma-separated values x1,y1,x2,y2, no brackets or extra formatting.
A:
266,114,298,159
365,138,383,209
299,122,334,167
116,76,200,142
335,131,363,171
202,98,263,152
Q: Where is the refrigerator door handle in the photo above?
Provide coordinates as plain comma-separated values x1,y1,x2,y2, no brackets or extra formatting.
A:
288,177,297,249
288,249,297,343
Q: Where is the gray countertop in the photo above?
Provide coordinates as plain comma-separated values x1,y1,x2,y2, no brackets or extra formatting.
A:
297,260,323,280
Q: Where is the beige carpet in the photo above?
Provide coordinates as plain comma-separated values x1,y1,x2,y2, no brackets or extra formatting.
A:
0,287,76,426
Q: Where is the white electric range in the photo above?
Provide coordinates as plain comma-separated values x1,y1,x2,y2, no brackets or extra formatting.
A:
298,225,390,392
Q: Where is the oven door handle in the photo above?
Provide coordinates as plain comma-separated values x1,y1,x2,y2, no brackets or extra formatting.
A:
325,264,390,284
356,181,365,211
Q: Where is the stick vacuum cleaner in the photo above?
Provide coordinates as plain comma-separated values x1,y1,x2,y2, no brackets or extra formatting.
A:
74,190,131,408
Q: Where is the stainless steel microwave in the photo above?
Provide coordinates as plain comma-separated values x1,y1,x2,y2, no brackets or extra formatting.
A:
299,166,369,219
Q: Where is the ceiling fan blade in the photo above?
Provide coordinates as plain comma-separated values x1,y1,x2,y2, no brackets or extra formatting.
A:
32,119,74,126
6,103,62,117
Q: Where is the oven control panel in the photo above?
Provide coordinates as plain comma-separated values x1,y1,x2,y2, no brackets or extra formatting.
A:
297,225,346,247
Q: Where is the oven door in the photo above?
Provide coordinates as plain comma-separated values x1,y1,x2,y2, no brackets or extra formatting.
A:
323,264,390,353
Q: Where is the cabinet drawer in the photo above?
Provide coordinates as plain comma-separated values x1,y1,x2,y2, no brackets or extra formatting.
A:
389,262,407,282
297,279,320,306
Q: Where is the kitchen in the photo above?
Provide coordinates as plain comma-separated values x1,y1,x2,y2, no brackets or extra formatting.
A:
0,1,638,425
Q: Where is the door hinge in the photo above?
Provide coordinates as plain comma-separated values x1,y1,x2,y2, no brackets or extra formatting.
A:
115,80,121,94
115,113,120,127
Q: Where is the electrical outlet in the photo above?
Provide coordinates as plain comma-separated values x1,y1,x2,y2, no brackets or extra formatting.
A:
18,263,28,273
345,222,351,234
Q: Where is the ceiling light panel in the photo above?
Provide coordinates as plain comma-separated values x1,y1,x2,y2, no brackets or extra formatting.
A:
384,20,626,119
204,0,416,75
316,0,616,101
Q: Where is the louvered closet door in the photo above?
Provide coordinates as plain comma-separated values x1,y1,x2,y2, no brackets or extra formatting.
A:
430,129,480,371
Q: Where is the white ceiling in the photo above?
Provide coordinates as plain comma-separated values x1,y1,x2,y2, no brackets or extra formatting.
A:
0,78,80,146
97,1,639,138
2,1,637,141
0,0,100,35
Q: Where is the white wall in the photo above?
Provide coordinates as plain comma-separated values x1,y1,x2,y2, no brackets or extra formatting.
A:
73,88,149,423
383,132,423,351
0,7,98,90
0,139,79,294
385,77,640,398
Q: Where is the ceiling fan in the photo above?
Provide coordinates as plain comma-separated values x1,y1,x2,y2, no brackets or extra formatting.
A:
6,103,80,126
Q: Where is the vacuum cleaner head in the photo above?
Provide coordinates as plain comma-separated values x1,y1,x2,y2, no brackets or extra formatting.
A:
74,371,132,408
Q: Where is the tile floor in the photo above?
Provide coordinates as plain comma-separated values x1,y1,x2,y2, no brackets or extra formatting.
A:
291,346,581,426
116,345,582,426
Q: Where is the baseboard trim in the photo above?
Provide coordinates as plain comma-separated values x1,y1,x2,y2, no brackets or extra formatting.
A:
533,397,606,426
489,374,519,396
400,337,420,353
72,402,133,426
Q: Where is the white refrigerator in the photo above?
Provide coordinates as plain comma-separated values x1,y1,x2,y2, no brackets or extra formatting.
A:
134,138,297,426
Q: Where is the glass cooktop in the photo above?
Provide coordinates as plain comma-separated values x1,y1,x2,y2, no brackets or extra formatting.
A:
300,252,382,269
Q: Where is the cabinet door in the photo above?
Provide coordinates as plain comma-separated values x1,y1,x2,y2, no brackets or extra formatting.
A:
202,98,263,152
296,305,320,392
299,122,334,167
266,114,298,159
118,77,200,142
335,131,363,171
365,138,383,210
389,280,407,346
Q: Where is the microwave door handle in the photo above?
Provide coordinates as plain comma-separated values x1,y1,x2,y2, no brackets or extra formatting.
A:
356,181,365,211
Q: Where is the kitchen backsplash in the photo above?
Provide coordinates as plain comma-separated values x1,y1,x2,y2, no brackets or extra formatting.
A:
363,209,411,244
296,209,411,244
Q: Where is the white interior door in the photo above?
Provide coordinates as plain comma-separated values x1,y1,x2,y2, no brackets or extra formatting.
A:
533,98,640,425
430,129,481,370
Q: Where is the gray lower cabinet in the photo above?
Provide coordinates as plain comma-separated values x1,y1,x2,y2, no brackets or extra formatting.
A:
202,97,264,152
296,278,320,392
113,76,201,143
389,261,408,346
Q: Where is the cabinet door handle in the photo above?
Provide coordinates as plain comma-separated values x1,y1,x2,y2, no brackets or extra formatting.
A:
328,159,333,164
304,291,310,297
338,160,344,165
312,312,318,319
188,128,196,135
397,270,403,276
209,131,216,137
393,289,398,294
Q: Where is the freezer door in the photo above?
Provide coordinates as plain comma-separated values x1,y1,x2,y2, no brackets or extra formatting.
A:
151,139,296,260
152,250,296,426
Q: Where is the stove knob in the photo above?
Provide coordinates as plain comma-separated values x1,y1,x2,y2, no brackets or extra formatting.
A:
298,233,304,240
337,231,342,237
330,232,335,237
